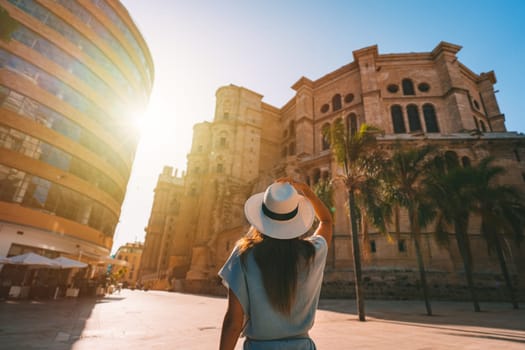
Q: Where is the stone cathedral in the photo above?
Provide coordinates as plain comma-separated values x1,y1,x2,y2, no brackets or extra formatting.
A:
140,42,525,299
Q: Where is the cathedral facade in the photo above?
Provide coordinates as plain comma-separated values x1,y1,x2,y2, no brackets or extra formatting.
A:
140,42,525,298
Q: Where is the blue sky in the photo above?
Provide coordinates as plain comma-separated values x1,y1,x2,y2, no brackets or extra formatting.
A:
112,0,525,252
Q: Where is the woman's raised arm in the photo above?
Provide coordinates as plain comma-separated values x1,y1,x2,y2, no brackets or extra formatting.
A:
276,178,333,246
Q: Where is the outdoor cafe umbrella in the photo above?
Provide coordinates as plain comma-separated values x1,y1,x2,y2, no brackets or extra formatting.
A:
6,252,61,269
53,257,88,269
4,253,61,296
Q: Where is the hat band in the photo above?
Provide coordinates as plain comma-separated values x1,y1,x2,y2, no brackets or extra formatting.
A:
262,203,298,221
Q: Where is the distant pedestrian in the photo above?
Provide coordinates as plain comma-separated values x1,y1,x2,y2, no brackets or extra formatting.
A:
219,178,332,350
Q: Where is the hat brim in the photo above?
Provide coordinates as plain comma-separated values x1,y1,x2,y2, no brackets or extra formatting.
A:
244,192,315,239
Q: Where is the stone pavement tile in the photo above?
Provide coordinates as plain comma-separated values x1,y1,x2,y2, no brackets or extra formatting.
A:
313,299,525,349
71,291,227,350
0,298,96,350
1,291,524,349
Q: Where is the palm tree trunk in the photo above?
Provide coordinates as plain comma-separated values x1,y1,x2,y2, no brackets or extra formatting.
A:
454,220,481,312
493,235,519,309
409,208,432,316
348,189,366,321
413,238,432,315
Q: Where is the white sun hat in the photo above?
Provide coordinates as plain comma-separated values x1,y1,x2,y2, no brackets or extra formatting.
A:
244,182,315,239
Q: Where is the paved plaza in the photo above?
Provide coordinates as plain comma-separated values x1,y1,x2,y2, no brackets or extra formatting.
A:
0,289,524,349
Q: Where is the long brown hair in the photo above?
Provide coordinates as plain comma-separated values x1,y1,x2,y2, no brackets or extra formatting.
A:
237,227,316,316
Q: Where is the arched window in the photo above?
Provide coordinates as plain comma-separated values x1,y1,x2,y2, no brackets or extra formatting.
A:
445,151,460,170
391,105,406,133
407,104,422,132
461,156,471,167
370,240,377,253
433,156,445,173
423,104,439,133
321,123,331,150
402,78,415,95
289,120,295,136
288,142,296,156
281,147,287,158
479,120,487,132
348,113,358,135
332,94,342,111
398,239,406,252
217,131,228,148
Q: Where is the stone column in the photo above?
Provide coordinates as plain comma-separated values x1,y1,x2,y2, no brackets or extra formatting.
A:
353,45,383,128
478,71,506,132
431,42,474,132
292,77,315,156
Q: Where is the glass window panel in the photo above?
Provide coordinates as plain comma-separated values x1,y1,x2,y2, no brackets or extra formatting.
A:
0,85,129,178
402,79,415,95
423,104,439,133
0,163,118,236
407,105,422,132
391,105,406,133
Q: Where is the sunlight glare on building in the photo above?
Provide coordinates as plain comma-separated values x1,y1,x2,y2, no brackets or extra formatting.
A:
0,0,153,274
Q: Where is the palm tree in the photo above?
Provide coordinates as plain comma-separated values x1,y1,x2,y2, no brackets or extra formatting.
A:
328,120,384,321
429,156,525,311
313,178,334,215
313,178,336,268
383,144,437,316
426,158,481,312
469,157,525,309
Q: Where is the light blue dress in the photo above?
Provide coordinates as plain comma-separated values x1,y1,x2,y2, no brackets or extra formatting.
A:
219,235,328,350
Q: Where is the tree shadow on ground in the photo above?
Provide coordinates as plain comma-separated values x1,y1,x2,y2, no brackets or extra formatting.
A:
318,299,525,344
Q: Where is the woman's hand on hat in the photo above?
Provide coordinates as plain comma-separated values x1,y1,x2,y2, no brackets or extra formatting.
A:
275,177,332,244
275,177,309,194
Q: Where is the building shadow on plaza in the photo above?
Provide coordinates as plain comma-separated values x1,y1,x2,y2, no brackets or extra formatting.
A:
318,299,525,344
0,294,124,349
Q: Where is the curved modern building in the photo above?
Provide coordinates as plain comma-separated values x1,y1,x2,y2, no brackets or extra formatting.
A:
0,0,153,263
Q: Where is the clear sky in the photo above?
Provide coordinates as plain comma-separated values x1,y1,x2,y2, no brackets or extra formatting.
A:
112,0,525,253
